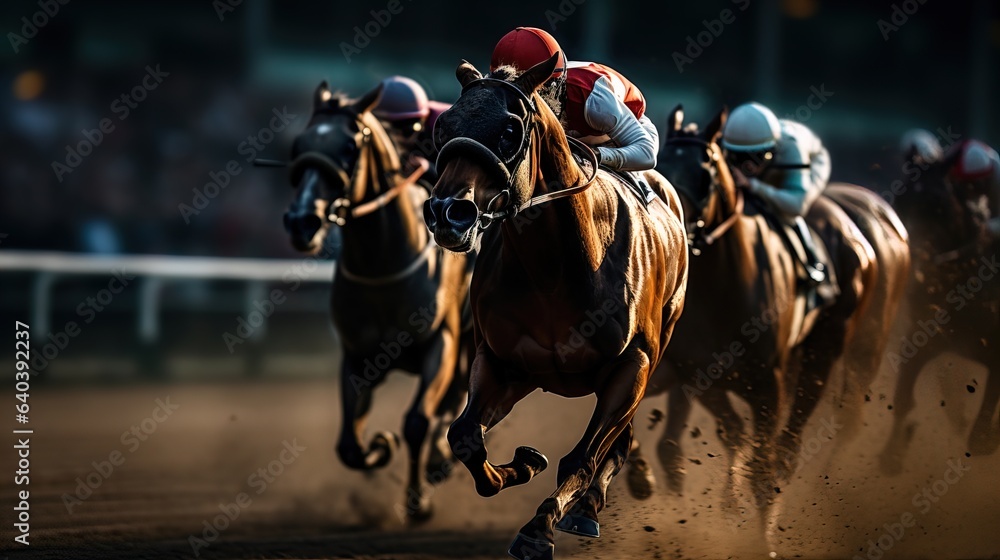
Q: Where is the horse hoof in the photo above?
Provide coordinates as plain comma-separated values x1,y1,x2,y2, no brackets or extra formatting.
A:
508,532,555,560
406,500,434,524
514,446,549,474
556,514,600,538
626,456,656,500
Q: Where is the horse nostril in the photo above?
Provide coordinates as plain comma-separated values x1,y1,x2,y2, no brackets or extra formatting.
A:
301,214,322,236
423,199,437,229
445,199,478,228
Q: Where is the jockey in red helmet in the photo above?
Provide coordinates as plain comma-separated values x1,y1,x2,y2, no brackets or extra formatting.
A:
373,76,451,184
945,139,1000,239
490,27,659,179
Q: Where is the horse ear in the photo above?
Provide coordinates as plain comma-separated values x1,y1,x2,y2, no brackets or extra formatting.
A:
351,82,384,114
667,104,684,138
514,52,560,95
315,80,333,109
456,60,483,88
704,106,728,142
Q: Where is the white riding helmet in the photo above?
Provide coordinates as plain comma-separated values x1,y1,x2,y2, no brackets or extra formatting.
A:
721,102,781,152
951,140,999,181
899,128,943,163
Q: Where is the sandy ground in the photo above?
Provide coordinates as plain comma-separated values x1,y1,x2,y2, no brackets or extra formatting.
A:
1,354,998,560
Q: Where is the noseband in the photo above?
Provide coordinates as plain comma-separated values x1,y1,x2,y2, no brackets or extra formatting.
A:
664,136,744,255
288,119,427,226
435,78,600,231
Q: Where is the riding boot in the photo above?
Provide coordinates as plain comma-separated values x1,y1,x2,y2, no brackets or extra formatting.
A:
793,216,826,285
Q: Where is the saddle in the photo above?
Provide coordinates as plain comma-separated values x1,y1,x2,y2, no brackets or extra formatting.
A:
570,150,657,208
749,197,840,316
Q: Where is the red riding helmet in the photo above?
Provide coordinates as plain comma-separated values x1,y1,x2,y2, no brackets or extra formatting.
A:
490,27,567,79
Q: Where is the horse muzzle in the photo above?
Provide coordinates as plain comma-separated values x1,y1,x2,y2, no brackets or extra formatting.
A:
283,210,324,252
423,196,479,252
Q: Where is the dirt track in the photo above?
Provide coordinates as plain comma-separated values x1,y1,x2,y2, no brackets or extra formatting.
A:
2,356,999,560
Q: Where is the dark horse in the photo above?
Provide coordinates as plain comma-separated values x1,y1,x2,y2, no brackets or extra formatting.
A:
281,82,473,520
423,54,687,560
648,107,909,549
880,156,999,472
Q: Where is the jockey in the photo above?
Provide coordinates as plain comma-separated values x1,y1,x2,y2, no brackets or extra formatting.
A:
489,27,659,198
945,139,1000,239
721,102,830,284
372,76,451,185
899,128,944,168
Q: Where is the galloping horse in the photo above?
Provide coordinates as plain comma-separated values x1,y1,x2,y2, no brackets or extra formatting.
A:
648,107,909,546
881,158,999,472
423,54,687,560
280,82,473,520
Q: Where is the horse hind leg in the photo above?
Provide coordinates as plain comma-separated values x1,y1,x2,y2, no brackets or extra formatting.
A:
879,349,935,475
336,357,400,471
656,386,693,495
556,423,634,539
447,352,545,499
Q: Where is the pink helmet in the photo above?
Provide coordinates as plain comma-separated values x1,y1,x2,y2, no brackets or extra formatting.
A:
372,76,430,121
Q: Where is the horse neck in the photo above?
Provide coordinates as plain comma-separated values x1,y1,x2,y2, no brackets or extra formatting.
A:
691,156,757,301
338,127,427,276
497,113,594,290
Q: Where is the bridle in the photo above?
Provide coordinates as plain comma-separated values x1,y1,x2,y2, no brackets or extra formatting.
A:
286,114,428,227
664,135,744,256
434,78,600,231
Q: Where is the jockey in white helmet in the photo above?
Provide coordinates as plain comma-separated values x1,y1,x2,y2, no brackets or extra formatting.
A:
721,102,831,284
899,128,944,168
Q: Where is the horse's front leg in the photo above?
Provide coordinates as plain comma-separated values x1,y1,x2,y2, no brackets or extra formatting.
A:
448,349,544,498
510,349,649,560
336,357,398,470
399,328,457,522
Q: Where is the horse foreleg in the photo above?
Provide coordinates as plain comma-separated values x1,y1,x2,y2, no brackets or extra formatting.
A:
557,423,633,539
697,386,747,512
968,347,1000,455
657,387,693,494
879,348,934,475
400,330,457,522
336,357,398,470
510,351,648,560
448,350,542,499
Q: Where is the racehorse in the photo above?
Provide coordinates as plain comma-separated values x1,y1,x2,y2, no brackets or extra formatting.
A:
280,82,473,521
647,106,909,548
880,157,999,472
423,54,688,560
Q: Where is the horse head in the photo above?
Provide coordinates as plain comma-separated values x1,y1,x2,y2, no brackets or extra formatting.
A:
424,53,576,252
283,81,398,253
657,105,736,237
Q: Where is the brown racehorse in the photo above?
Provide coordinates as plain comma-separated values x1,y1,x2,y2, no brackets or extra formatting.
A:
280,82,473,521
881,158,999,472
646,107,909,550
423,54,687,560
